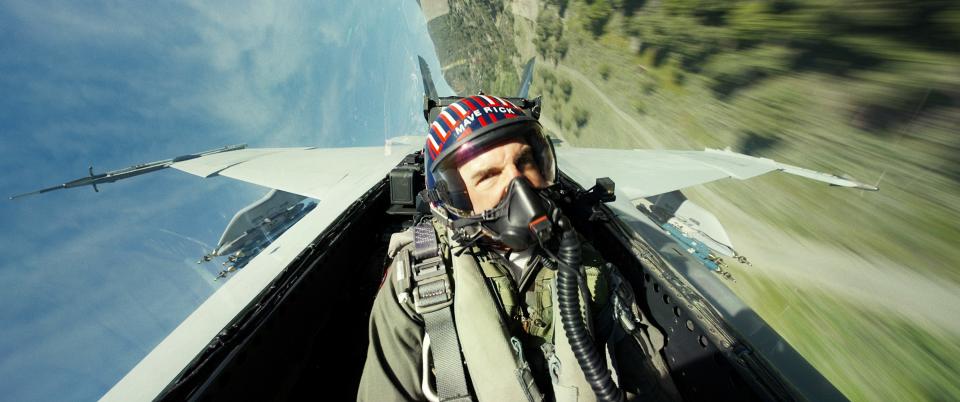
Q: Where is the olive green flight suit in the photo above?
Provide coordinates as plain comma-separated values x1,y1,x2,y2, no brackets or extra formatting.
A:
357,222,678,401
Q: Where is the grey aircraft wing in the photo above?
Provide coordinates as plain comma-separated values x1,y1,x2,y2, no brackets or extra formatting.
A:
555,146,877,202
9,144,247,200
11,138,422,202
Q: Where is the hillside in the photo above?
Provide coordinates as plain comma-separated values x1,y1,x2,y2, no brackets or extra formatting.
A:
422,0,960,400
526,2,959,401
424,0,523,95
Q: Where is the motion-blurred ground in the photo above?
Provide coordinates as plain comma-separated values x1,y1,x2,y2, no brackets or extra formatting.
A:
424,0,960,400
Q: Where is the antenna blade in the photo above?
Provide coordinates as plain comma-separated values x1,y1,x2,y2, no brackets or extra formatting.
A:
418,55,439,102
517,57,535,98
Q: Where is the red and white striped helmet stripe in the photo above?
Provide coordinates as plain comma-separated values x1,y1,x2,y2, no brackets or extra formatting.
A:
439,110,456,128
479,95,497,106
493,96,518,109
430,121,446,140
450,102,468,117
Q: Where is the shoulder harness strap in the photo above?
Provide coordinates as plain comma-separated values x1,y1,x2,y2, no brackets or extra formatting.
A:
402,221,472,402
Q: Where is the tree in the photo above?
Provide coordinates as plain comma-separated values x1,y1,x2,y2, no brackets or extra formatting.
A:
536,8,566,63
555,37,570,60
546,0,571,16
560,79,573,97
583,0,614,37
573,106,590,128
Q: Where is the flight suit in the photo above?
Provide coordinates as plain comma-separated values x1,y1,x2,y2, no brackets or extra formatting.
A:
357,219,678,401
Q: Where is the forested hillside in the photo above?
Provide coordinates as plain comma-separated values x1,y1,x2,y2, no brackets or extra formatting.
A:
532,0,960,282
423,2,960,399
425,0,522,95
551,0,958,156
525,1,960,400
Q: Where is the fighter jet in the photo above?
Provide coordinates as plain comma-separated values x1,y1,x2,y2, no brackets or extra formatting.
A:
9,57,875,402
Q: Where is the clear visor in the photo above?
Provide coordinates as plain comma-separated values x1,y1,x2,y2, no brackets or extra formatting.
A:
433,123,556,216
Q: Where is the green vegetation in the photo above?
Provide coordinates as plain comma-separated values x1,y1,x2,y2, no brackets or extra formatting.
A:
427,1,960,399
425,0,521,95
582,0,614,37
536,7,566,64
573,106,590,127
520,1,960,400
727,264,960,401
531,0,960,284
622,0,960,124
544,0,571,16
559,79,573,97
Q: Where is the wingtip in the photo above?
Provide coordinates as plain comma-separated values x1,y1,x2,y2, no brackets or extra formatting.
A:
836,173,880,191
831,181,879,191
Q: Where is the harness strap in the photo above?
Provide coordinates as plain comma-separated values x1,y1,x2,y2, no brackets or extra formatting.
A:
413,222,440,260
423,309,471,401
412,222,472,402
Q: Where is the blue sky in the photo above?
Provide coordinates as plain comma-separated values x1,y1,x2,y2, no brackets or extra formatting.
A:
0,1,452,400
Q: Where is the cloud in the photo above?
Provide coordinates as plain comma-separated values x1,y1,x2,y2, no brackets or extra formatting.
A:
4,1,154,43
2,0,363,154
0,0,451,400
165,1,371,146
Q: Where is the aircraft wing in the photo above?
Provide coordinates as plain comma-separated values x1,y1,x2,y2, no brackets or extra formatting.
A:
556,146,878,200
169,140,420,199
11,138,422,202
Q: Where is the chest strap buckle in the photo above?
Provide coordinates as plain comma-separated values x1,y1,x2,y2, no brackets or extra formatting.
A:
412,256,453,314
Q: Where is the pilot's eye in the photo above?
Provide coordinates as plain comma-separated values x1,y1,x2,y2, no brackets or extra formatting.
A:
478,170,498,184
516,152,535,169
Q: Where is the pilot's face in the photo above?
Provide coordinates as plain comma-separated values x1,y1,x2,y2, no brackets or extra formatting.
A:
456,138,547,212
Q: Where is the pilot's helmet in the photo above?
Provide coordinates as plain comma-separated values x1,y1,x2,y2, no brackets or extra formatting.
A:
424,95,557,218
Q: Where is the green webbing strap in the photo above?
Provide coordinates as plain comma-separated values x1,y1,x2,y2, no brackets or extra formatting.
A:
423,309,472,402
412,222,473,402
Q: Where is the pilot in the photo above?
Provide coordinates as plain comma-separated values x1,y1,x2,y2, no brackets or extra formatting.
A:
358,96,679,402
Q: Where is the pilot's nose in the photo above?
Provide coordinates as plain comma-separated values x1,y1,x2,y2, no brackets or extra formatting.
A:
503,162,522,180
498,163,523,199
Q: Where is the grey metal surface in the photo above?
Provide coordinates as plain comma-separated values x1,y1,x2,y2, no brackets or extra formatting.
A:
9,144,247,200
213,189,306,256
555,146,876,202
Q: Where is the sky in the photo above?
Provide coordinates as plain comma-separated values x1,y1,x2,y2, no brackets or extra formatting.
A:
0,1,453,400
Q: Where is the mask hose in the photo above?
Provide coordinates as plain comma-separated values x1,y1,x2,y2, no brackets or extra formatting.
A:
553,215,624,402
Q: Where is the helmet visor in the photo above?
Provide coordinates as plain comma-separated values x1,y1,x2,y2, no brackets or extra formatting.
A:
432,121,556,216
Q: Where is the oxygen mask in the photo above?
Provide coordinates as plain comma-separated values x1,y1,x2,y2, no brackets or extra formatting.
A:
470,176,556,251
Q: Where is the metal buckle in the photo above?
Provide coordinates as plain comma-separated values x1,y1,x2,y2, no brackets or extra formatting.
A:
412,256,453,314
